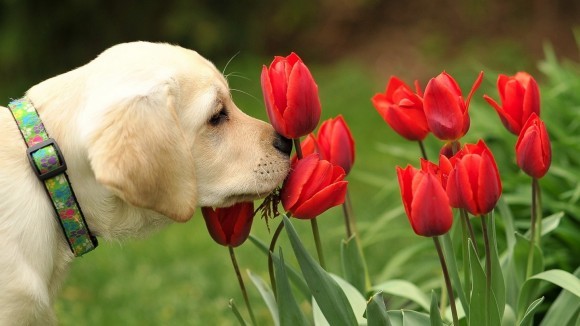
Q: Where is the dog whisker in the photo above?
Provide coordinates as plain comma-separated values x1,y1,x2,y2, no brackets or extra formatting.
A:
222,51,241,77
225,72,251,81
230,88,260,104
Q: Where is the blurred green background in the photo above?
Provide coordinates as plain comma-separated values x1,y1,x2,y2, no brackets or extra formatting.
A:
1,1,579,325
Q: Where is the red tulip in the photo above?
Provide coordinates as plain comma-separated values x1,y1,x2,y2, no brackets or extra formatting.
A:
423,71,483,141
293,116,355,174
261,53,321,139
372,76,429,141
483,72,540,135
516,113,551,178
201,202,255,247
441,140,502,216
281,154,348,219
396,160,453,237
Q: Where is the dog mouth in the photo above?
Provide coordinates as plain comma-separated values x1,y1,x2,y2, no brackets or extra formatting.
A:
224,190,272,205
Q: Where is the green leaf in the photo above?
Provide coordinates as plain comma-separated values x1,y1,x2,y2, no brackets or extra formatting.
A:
372,280,430,311
247,270,280,326
228,299,248,326
502,305,516,326
488,214,506,318
468,239,486,326
366,292,391,326
312,274,367,325
341,235,370,295
518,269,580,325
518,297,545,326
283,215,358,326
386,310,431,326
497,197,516,250
513,233,544,285
523,212,564,238
249,234,311,299
440,232,469,316
272,249,309,326
539,268,580,326
468,239,500,326
430,291,443,326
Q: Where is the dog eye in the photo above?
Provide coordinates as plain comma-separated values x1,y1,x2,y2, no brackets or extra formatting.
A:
209,107,228,126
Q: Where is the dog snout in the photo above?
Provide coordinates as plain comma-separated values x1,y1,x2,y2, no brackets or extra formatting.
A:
273,133,292,156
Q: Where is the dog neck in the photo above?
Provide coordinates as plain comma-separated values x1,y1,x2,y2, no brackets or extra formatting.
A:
7,98,98,256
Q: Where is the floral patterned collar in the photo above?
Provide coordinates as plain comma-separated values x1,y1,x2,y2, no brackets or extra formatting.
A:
7,98,98,256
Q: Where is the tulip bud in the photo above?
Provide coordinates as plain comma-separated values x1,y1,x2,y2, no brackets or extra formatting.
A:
372,76,429,141
423,71,483,141
261,53,321,139
483,72,540,135
201,202,255,247
442,140,502,216
396,161,453,237
516,113,551,178
281,154,348,219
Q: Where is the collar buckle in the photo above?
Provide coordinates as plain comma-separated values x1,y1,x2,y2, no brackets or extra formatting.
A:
26,138,68,181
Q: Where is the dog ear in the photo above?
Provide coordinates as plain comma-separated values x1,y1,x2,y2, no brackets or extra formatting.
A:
88,81,197,222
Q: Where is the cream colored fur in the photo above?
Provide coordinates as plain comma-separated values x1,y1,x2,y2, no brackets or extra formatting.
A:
0,42,290,325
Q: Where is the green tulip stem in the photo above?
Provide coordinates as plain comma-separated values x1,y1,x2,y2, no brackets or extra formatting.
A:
268,220,286,297
481,214,492,326
418,140,428,160
342,190,354,238
526,177,541,278
459,210,472,300
461,209,479,257
533,178,542,246
311,217,327,269
229,246,257,326
293,138,304,159
433,236,459,326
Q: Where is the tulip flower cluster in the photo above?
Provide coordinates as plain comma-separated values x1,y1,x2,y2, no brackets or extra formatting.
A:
375,70,553,325
261,53,352,220
373,70,552,238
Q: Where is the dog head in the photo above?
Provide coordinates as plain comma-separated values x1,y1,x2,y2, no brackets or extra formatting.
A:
79,42,291,222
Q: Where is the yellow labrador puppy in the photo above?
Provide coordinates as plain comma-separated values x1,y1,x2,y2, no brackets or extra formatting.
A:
0,41,291,325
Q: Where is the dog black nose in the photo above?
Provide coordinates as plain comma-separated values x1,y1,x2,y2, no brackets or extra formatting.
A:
273,133,292,156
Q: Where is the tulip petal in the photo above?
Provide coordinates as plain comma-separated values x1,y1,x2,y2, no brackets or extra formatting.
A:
503,79,525,131
201,207,227,246
317,116,355,174
285,61,321,138
410,172,453,236
424,76,464,140
477,152,502,214
497,74,509,102
372,94,429,141
483,94,520,134
516,114,551,178
522,76,540,121
292,181,348,219
281,154,318,211
453,158,479,215
230,202,255,247
465,71,484,110
385,76,407,101
298,159,335,204
261,66,288,136
269,58,289,113
396,165,418,220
